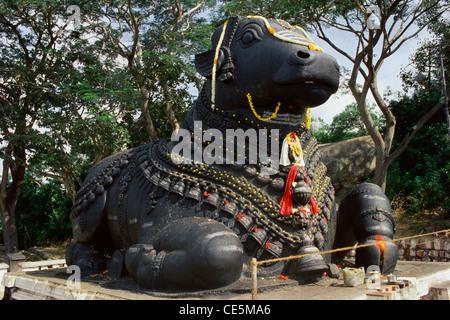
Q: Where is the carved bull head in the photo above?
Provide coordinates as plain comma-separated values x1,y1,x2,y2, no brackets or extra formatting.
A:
195,16,340,115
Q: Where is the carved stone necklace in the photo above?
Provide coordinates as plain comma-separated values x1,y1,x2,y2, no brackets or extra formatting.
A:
71,90,336,259
143,93,337,256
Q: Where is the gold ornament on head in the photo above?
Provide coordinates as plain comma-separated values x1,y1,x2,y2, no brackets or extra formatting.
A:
211,20,229,110
248,16,323,52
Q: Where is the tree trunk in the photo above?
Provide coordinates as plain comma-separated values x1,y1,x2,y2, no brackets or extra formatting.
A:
62,171,77,205
373,152,389,191
1,202,20,254
125,2,158,142
371,93,448,191
0,143,26,254
162,82,180,131
355,95,390,192
139,87,158,141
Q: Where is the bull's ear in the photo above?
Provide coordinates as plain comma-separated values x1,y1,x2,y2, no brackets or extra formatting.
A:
194,49,215,79
195,49,233,81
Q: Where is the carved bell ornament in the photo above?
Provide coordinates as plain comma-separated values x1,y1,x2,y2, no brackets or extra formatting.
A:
291,181,313,205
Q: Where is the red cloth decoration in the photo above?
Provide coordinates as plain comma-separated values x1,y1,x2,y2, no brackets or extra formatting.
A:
279,165,299,215
280,164,319,216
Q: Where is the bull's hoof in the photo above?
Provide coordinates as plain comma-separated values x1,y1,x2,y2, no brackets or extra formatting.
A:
293,245,328,280
65,242,106,277
125,244,161,289
355,239,398,274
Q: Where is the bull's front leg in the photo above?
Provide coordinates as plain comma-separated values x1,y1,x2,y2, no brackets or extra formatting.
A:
125,217,244,290
334,183,398,274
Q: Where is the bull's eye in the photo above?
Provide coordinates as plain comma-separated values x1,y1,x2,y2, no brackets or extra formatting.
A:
240,29,261,46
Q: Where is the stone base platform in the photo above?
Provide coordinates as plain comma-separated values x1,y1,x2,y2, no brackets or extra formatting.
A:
2,261,450,300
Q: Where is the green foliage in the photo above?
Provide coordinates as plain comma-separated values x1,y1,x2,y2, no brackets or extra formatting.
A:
387,153,450,217
386,88,450,216
15,174,72,249
386,10,449,217
0,0,133,198
313,102,384,143
382,11,450,221
1,0,217,248
140,52,198,138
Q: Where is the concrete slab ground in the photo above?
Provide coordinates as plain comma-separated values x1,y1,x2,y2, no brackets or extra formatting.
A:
242,261,450,300
2,261,450,301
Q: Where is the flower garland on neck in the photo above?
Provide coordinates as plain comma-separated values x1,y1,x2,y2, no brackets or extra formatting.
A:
305,108,312,130
246,93,281,122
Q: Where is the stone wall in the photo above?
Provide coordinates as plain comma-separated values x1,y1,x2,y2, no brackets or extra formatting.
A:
319,136,376,198
397,238,450,262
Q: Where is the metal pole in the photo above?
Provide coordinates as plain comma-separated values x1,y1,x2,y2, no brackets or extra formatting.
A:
439,44,450,146
251,258,258,300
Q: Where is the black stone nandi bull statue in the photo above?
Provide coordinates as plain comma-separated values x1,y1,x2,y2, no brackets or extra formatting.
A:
66,16,398,291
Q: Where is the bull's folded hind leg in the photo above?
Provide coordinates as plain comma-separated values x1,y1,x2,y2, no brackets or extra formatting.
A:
334,182,398,274
125,217,244,290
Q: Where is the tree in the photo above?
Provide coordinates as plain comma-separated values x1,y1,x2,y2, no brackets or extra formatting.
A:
14,172,72,249
0,0,74,253
0,0,218,252
0,0,130,253
313,102,384,143
217,0,319,26
87,0,214,141
385,17,450,214
386,89,450,215
307,0,449,191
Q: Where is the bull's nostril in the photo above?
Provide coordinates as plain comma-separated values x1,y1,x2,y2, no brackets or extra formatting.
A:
297,50,310,59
